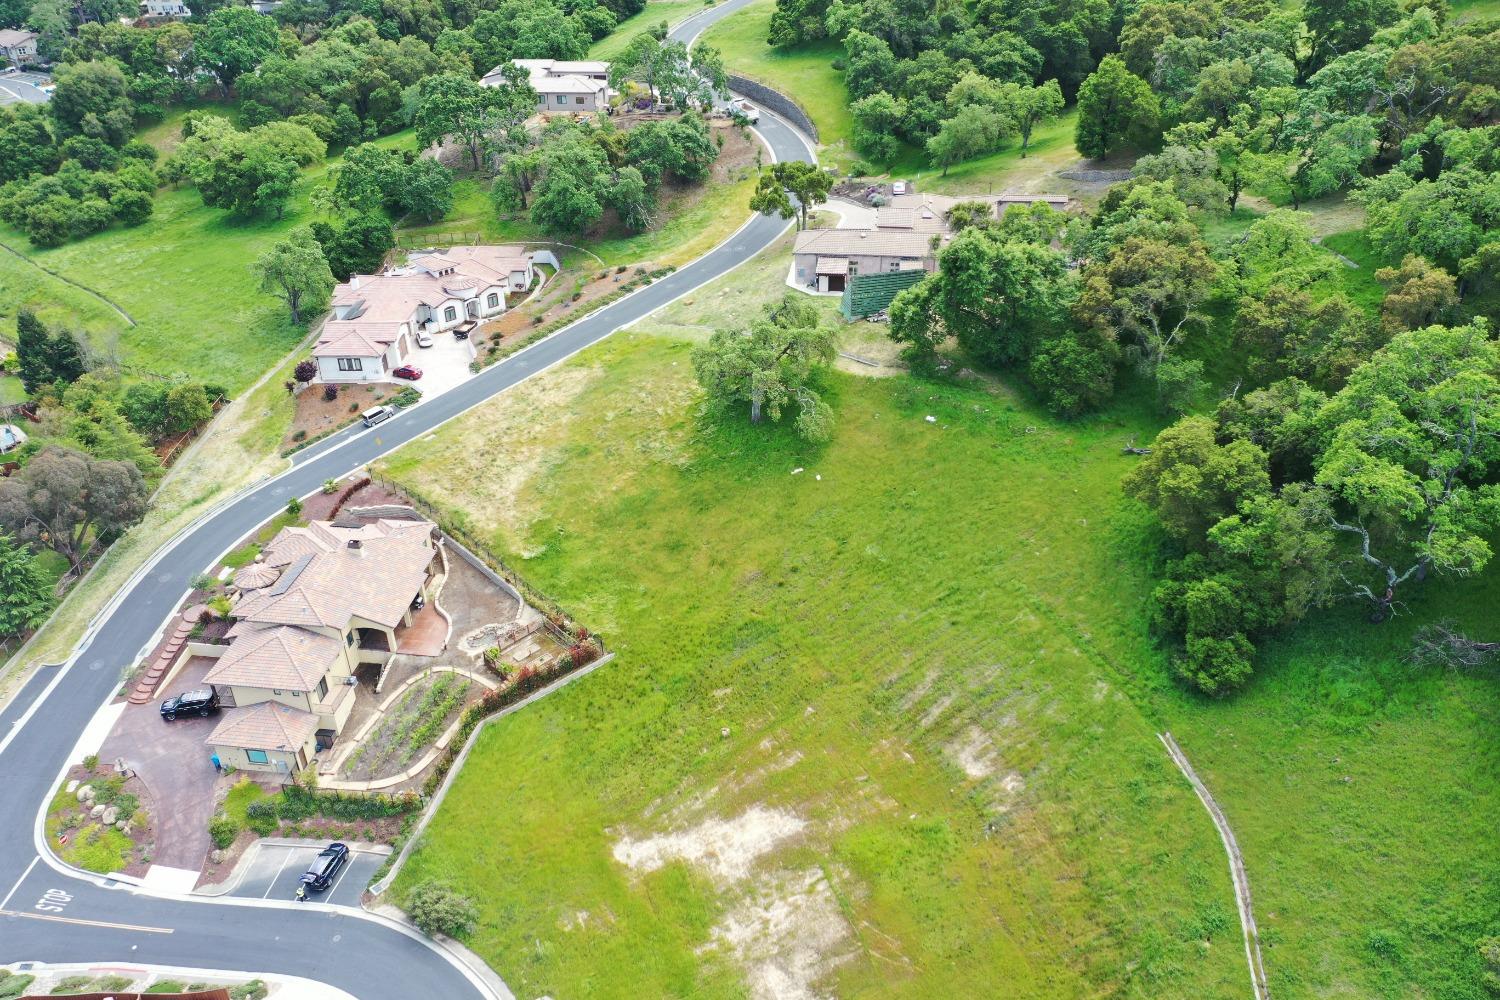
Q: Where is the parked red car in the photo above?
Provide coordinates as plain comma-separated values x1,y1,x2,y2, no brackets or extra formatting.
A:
393,365,423,380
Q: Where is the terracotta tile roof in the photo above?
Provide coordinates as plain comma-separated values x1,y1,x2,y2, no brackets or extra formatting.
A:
205,701,319,752
239,519,436,630
313,321,405,360
815,257,849,275
205,622,341,692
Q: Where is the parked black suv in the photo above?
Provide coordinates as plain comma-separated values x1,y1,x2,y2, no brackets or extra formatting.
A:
160,686,220,721
300,843,350,891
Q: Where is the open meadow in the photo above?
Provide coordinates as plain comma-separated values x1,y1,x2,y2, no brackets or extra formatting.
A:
377,227,1500,999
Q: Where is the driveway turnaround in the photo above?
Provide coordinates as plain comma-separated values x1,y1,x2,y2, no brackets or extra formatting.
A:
0,16,815,997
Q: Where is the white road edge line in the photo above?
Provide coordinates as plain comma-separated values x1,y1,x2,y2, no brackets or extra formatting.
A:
16,101,819,1000
0,856,39,911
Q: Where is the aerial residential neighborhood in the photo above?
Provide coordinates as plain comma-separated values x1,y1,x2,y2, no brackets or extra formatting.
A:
0,0,1496,997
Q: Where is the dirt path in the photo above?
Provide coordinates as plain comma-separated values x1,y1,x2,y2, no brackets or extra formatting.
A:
0,238,137,326
1159,732,1271,1000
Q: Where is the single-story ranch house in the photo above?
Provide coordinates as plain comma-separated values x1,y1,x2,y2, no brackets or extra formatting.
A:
203,516,441,774
485,58,611,113
793,192,1072,293
314,245,535,384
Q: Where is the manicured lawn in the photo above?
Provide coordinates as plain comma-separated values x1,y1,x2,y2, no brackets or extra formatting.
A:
0,374,25,405
223,778,266,825
590,0,711,57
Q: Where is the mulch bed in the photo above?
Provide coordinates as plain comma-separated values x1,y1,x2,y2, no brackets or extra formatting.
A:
281,382,399,451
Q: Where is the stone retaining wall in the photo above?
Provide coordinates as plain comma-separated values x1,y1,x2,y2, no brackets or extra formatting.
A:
729,75,819,143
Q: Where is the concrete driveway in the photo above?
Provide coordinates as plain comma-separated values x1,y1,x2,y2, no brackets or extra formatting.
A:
216,840,388,906
408,331,474,398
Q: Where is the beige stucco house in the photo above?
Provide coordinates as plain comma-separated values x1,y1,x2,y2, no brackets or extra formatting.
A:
485,59,611,113
0,29,38,67
203,516,440,774
315,246,535,384
791,229,936,293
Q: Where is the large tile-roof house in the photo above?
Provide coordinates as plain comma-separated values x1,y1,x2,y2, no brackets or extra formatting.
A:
485,59,611,113
315,246,534,384
202,516,441,774
0,29,38,67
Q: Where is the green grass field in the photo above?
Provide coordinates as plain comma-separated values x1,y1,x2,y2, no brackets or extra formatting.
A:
698,0,854,156
590,0,712,57
379,230,1500,999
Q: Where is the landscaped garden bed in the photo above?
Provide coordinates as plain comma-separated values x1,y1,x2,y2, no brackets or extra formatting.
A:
46,758,154,876
339,672,480,782
280,381,401,451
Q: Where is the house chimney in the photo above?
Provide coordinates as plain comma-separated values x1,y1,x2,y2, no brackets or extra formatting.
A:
348,539,364,557
351,275,361,289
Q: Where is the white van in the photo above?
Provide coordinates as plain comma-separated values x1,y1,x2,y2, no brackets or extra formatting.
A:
361,405,395,428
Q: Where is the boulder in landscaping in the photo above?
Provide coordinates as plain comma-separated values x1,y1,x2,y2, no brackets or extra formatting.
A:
89,802,107,818
77,785,94,803
101,806,119,826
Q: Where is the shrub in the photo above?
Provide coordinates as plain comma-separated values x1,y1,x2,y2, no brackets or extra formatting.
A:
294,359,317,383
391,386,420,408
209,815,239,849
287,497,303,516
0,973,36,999
322,478,339,494
82,753,99,771
144,981,187,994
51,974,93,993
291,429,306,442
323,383,339,402
406,880,478,938
92,975,133,992
207,595,233,617
190,572,219,593
244,798,280,836
228,981,268,1000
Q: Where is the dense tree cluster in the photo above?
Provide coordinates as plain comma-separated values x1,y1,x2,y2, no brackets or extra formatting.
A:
491,113,719,234
165,114,325,218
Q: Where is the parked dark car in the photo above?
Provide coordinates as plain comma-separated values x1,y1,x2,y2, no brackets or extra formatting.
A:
300,843,350,891
160,686,220,721
393,365,423,380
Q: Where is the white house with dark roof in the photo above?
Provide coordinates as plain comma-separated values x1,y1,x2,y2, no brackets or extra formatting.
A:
201,516,441,773
485,59,612,113
314,245,535,384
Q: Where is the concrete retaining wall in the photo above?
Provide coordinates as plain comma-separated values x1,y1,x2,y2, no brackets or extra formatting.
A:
729,75,819,143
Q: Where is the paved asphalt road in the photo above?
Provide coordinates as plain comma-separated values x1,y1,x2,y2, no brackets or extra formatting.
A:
0,24,814,998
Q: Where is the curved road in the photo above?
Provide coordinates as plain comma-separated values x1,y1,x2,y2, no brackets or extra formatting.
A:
0,23,814,998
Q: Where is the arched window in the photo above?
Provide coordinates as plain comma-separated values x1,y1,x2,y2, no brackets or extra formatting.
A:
486,293,499,308
443,305,457,322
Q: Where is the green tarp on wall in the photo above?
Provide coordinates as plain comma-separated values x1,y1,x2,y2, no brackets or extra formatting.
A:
840,269,927,320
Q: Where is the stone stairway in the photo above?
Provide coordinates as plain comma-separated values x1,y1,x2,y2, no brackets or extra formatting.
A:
127,607,202,704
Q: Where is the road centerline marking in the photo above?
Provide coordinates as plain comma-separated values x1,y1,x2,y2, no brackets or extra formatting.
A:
0,908,172,934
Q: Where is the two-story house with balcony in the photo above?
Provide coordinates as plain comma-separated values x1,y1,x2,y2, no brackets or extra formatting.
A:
202,516,441,774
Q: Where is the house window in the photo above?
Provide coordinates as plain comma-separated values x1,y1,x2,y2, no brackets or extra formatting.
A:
317,677,329,701
486,292,499,308
246,749,269,764
575,96,585,104
346,631,356,646
337,357,362,372
444,305,457,322
273,689,283,696
889,261,900,271
556,94,567,104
